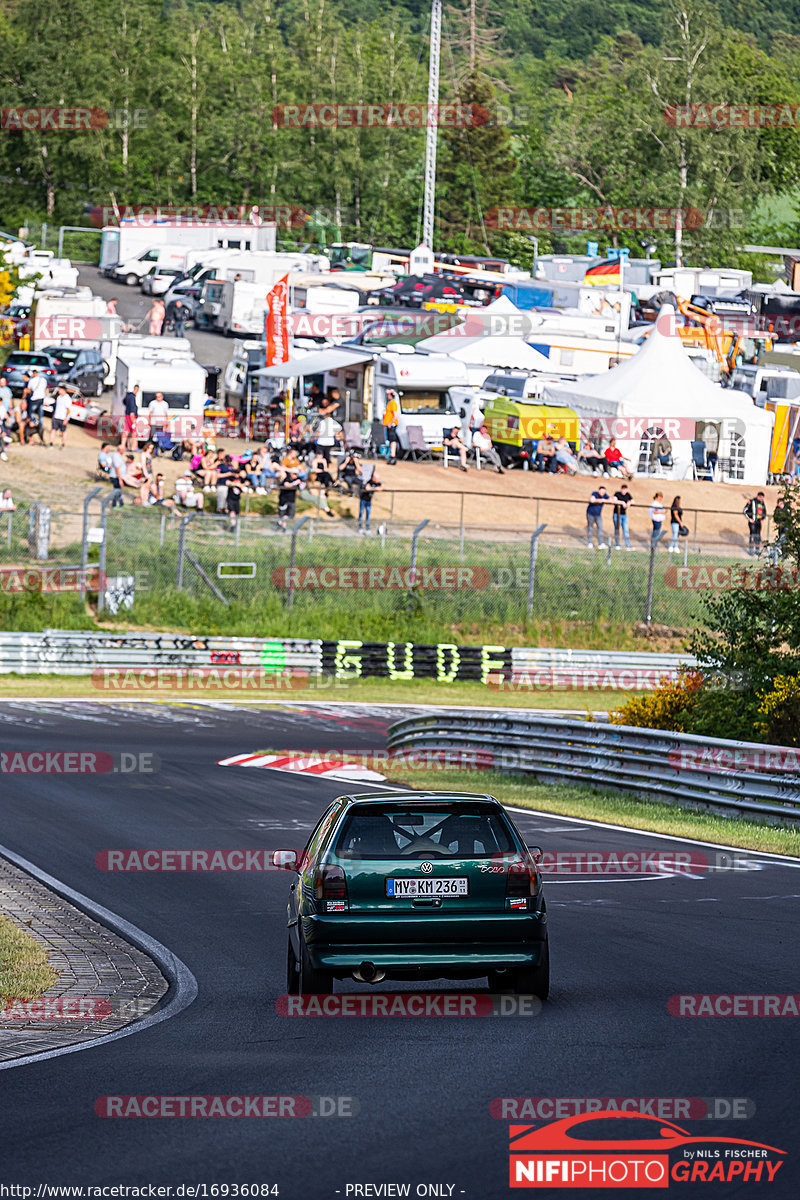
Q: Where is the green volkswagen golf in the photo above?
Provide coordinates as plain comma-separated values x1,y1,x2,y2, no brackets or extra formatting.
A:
278,791,549,999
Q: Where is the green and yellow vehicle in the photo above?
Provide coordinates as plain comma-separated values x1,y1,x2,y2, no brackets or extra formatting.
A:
483,393,580,467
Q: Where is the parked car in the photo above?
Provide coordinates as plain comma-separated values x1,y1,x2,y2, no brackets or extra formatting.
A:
41,345,107,397
1,349,60,395
42,381,101,425
141,266,186,296
280,790,549,997
163,279,204,320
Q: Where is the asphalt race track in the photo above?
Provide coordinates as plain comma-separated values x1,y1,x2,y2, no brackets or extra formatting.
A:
0,701,798,1198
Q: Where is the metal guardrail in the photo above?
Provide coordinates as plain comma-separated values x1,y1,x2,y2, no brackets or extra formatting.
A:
387,711,800,825
0,632,694,680
0,632,321,676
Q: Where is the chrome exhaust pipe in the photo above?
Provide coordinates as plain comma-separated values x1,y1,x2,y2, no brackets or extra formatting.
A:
352,960,386,984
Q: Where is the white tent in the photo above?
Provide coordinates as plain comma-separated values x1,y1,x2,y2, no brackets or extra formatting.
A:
417,295,553,384
544,305,775,485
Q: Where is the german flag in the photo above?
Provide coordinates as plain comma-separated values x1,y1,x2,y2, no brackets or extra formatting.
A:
583,259,622,286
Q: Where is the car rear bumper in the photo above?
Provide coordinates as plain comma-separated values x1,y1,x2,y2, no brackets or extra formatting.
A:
303,911,547,974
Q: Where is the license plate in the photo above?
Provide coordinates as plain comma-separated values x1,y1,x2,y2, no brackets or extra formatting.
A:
386,877,469,898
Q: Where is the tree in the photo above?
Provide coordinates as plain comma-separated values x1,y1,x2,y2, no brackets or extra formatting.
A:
690,483,800,691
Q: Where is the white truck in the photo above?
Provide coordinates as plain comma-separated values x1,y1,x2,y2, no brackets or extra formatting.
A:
16,250,79,289
197,254,332,334
111,244,189,287
112,347,208,439
99,219,278,278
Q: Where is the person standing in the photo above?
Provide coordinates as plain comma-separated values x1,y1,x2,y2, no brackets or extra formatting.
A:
167,298,188,337
147,298,165,336
586,485,610,549
612,482,633,550
277,467,302,532
382,390,400,463
668,495,683,553
0,376,11,461
122,384,140,451
226,470,246,532
48,386,71,448
743,492,767,556
147,391,170,443
649,492,666,546
358,466,382,533
110,446,126,506
26,370,47,446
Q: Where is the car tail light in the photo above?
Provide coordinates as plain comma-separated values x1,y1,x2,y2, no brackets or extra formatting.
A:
313,863,348,910
505,852,538,909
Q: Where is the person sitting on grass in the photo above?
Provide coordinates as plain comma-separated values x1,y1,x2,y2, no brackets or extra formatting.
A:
174,473,204,510
444,425,468,471
140,473,174,510
120,453,143,488
199,449,220,492
578,438,608,475
0,487,16,511
97,443,113,476
310,450,336,491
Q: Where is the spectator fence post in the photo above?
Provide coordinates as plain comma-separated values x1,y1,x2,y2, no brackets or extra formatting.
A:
96,493,117,614
176,513,196,591
645,528,666,627
526,523,547,619
459,493,465,558
692,508,698,552
81,486,103,598
5,511,11,550
409,518,430,597
287,516,312,610
159,510,167,547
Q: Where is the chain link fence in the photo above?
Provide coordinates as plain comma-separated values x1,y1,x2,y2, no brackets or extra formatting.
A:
4,486,783,641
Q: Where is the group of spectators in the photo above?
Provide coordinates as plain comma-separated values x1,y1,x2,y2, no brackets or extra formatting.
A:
0,371,73,456
585,485,690,550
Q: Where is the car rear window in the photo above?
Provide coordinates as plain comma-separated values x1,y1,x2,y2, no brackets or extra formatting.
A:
334,806,517,860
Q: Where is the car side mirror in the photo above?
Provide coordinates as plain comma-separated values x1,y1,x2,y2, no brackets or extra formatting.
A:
272,850,299,872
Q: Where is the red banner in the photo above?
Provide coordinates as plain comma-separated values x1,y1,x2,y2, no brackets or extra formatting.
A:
265,273,291,368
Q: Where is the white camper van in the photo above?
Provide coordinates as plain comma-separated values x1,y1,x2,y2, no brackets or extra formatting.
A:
372,349,470,448
32,290,108,347
112,347,208,437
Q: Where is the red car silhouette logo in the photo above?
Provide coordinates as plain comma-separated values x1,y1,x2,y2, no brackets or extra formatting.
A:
509,1111,786,1189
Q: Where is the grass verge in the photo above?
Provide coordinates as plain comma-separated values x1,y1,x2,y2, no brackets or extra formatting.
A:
0,915,59,1001
0,673,625,709
383,768,800,856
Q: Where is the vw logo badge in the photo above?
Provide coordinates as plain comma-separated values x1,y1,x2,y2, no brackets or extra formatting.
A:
420,861,433,873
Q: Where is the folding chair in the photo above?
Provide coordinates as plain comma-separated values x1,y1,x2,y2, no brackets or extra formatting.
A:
406,424,434,462
370,421,391,460
343,421,366,454
691,440,713,481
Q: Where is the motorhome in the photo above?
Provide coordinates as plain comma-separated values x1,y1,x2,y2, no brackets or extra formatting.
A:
197,256,333,334
99,219,277,277
655,266,752,298
339,346,469,446
32,289,108,347
112,347,208,433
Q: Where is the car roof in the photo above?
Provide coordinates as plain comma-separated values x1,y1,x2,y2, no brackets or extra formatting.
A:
339,791,503,807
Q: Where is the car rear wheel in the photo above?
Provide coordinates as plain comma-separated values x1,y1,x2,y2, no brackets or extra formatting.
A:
510,938,549,1001
286,938,300,995
298,935,334,995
